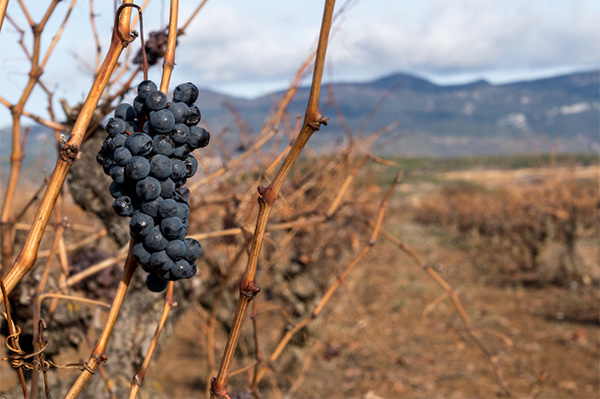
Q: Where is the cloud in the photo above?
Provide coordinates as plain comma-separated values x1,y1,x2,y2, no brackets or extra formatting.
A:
328,0,599,81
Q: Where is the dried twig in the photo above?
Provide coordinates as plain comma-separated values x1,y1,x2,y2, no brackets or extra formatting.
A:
253,172,402,386
0,1,139,303
209,2,336,397
129,282,176,399
1,278,29,398
380,229,514,397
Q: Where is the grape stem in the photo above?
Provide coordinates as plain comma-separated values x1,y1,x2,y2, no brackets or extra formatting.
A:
209,1,335,398
160,0,179,94
63,238,138,399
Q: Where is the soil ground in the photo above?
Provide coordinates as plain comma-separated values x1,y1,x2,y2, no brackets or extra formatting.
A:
1,164,598,398
148,165,599,398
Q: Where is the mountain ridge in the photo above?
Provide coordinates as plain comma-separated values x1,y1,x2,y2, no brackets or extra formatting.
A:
1,70,598,173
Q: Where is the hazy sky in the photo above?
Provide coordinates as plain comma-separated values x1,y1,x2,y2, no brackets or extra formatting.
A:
0,0,598,122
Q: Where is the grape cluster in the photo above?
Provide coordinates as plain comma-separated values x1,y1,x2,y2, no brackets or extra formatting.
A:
96,80,209,292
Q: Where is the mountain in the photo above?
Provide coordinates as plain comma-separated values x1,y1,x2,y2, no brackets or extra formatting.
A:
1,70,598,177
193,69,599,156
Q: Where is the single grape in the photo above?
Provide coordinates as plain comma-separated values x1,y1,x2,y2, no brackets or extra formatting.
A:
130,212,155,238
184,155,198,178
160,217,186,240
185,105,201,125
125,132,153,156
112,196,134,217
109,165,125,184
159,178,176,198
101,135,123,153
114,103,136,121
145,91,168,111
125,156,150,181
132,242,151,265
168,102,189,124
177,201,190,222
170,159,187,181
113,146,132,166
183,238,202,262
188,126,210,149
137,80,158,100
149,250,175,272
172,82,199,105
170,123,190,144
166,239,186,261
144,225,168,251
146,273,169,292
150,109,175,133
158,199,179,219
133,95,147,117
149,154,173,180
136,176,162,201
170,259,196,280
105,118,126,136
112,133,127,149
152,134,175,156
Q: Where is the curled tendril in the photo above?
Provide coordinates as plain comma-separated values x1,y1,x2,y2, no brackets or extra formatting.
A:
114,3,149,79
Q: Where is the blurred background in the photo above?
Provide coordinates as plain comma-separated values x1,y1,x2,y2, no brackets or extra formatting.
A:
0,1,598,398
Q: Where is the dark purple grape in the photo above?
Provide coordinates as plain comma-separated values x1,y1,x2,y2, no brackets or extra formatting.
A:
130,212,155,238
115,103,136,121
113,146,132,165
125,132,153,156
136,176,162,201
166,239,186,261
149,154,173,180
171,159,187,181
170,124,190,144
144,225,168,251
106,118,126,136
188,126,210,149
185,105,201,125
137,80,158,100
133,95,147,115
184,155,198,178
177,201,190,222
113,196,134,217
158,199,179,219
168,102,189,124
125,156,150,181
109,165,125,184
149,250,174,273
160,217,186,240
113,133,127,148
183,238,202,262
132,242,151,265
173,82,199,105
159,178,176,198
145,91,168,111
170,259,196,280
146,273,169,292
152,134,174,156
150,109,175,134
